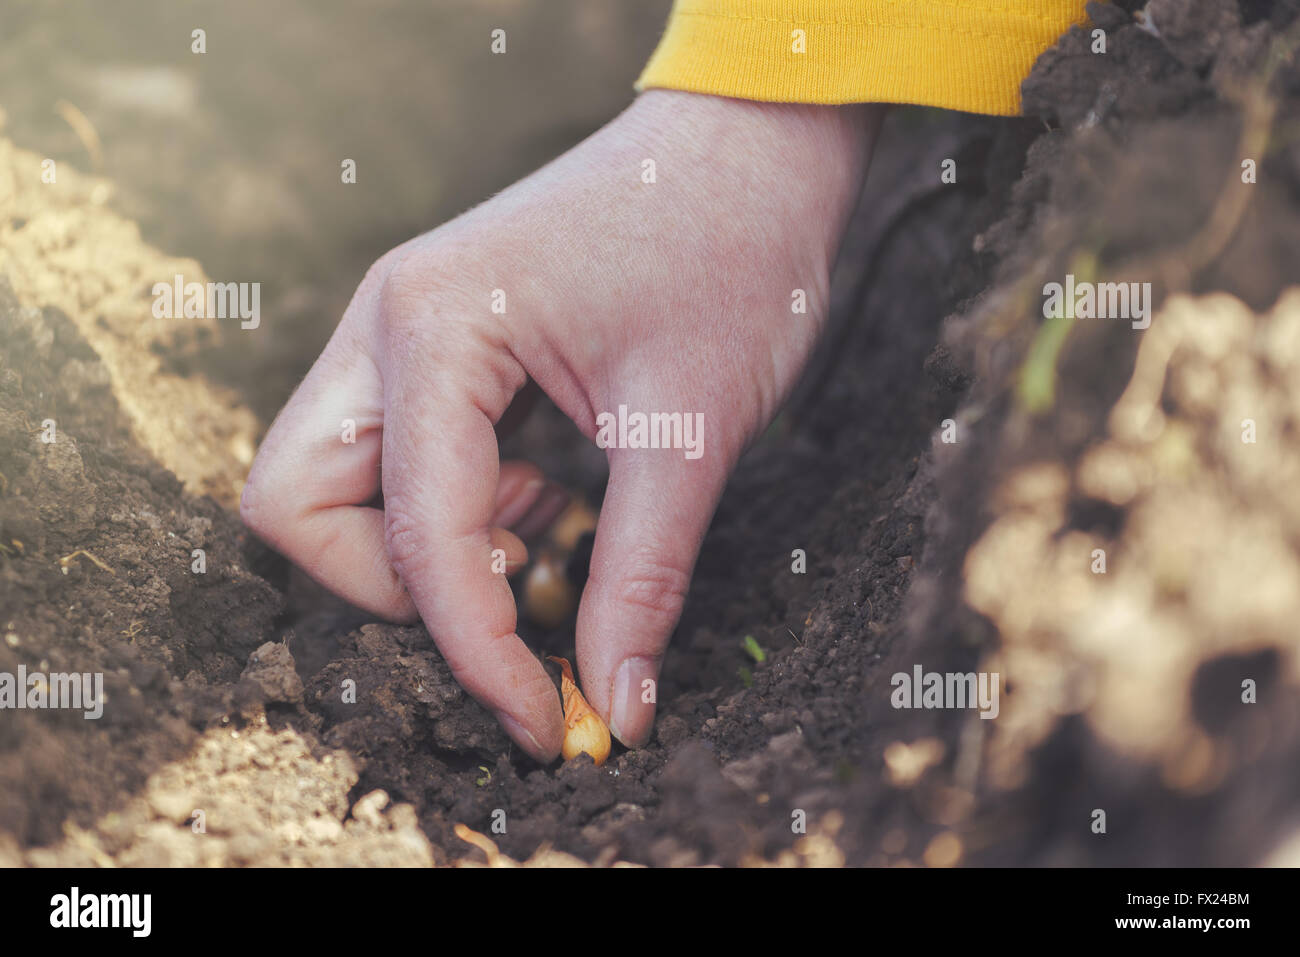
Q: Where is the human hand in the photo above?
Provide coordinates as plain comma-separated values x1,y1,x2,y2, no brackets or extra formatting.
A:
240,90,881,761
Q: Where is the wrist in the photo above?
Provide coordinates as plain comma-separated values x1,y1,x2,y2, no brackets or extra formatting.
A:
620,90,880,261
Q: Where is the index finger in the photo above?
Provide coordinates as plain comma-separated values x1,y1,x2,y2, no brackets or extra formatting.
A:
378,316,563,762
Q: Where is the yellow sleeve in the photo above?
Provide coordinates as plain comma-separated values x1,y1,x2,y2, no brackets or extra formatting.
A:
636,0,1093,116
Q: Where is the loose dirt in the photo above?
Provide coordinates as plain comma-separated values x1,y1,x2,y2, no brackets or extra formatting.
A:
3,0,1299,866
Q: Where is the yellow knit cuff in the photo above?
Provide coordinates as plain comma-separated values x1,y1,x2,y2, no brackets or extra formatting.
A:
636,0,1093,116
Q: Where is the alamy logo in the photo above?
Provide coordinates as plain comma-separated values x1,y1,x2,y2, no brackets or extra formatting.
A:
0,666,104,719
50,887,151,937
152,274,260,329
891,665,1000,719
1042,273,1152,330
595,404,704,460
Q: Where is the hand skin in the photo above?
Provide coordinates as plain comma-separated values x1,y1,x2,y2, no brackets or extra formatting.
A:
240,90,883,762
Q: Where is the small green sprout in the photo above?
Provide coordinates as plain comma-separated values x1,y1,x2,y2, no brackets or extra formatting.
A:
742,634,767,664
1017,249,1099,415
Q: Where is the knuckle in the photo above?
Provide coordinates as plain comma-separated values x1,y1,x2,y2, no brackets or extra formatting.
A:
239,463,303,554
609,552,692,628
374,256,429,339
238,470,277,540
374,248,506,356
376,251,466,334
377,252,425,308
355,248,401,297
347,248,408,321
382,502,427,579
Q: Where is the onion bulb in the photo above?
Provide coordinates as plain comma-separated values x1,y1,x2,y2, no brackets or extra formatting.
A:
522,553,576,629
546,655,611,766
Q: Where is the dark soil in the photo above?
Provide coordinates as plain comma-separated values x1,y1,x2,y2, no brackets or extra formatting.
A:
3,0,1299,866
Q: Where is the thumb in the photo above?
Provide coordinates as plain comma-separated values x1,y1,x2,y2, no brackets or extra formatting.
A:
576,444,728,748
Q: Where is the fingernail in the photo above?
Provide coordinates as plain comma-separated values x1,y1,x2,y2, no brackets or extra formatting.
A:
496,711,548,761
494,477,544,528
512,484,571,541
610,656,657,748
